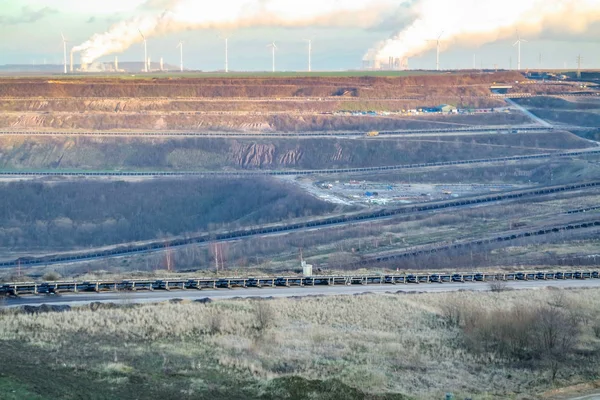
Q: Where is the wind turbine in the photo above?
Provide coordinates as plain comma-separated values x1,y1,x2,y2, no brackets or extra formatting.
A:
225,37,229,73
138,29,148,72
267,42,277,73
60,33,68,74
304,39,312,72
218,33,232,73
428,31,444,71
513,31,527,71
176,41,184,72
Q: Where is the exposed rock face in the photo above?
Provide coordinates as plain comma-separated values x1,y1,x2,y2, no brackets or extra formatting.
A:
230,142,276,167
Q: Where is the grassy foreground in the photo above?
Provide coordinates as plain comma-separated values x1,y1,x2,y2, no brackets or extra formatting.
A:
2,289,600,399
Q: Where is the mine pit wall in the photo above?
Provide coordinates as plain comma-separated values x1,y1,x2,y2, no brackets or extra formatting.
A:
0,131,591,171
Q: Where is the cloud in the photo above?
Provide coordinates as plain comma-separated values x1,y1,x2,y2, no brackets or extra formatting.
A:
73,0,399,65
0,6,58,26
369,0,600,62
137,0,181,11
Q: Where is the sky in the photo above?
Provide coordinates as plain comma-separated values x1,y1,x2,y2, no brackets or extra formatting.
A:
0,0,599,71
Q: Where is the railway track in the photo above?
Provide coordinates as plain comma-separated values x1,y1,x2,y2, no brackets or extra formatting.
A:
1,147,598,178
2,269,600,297
567,206,600,214
0,126,553,138
358,218,600,266
2,181,599,268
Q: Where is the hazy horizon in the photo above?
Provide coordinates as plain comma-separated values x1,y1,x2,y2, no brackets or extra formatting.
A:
1,0,599,71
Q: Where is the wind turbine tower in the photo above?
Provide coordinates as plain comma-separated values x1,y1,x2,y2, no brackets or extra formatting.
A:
60,33,68,74
429,31,444,71
139,29,148,72
513,31,527,71
305,39,312,72
225,37,229,73
268,42,277,73
177,41,184,72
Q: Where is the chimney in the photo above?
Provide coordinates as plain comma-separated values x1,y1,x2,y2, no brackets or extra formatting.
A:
114,56,118,71
70,50,74,73
160,57,164,71
147,57,151,72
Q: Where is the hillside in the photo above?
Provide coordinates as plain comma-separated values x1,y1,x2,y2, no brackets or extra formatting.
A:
0,131,588,171
0,178,337,251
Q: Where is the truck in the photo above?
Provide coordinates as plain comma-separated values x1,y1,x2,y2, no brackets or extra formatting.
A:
366,131,380,137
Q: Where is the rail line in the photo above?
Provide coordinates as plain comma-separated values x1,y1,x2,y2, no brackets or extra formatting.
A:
0,126,553,138
3,269,600,297
567,206,600,214
1,147,598,178
2,181,599,268
359,219,600,266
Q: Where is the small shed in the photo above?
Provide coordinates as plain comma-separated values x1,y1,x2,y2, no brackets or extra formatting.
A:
439,104,457,114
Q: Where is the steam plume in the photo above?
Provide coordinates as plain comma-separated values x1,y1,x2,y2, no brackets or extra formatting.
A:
73,0,396,65
370,0,600,63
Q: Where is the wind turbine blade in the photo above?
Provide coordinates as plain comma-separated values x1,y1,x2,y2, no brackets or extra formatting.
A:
513,41,519,46
61,32,65,42
138,29,145,40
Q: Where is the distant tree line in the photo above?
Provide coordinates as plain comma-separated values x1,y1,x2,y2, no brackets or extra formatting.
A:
0,178,335,250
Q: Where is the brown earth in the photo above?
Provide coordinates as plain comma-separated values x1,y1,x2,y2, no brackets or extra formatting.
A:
0,72,524,99
0,97,506,113
0,112,530,132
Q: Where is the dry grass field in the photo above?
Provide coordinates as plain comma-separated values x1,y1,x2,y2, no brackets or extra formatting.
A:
2,289,600,399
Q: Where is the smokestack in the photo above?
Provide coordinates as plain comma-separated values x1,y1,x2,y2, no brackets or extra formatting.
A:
160,57,164,71
114,56,119,71
70,50,74,73
147,57,151,72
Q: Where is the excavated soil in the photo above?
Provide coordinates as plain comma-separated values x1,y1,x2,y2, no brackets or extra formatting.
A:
0,73,524,98
0,112,530,132
0,131,589,171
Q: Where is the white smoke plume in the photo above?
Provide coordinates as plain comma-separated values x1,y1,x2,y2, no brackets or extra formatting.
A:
371,0,600,64
73,0,398,65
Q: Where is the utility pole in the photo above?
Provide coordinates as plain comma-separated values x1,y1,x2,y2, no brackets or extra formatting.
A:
577,55,583,79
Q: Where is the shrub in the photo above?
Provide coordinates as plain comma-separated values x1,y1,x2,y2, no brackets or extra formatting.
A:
488,280,508,292
254,301,274,333
42,271,61,281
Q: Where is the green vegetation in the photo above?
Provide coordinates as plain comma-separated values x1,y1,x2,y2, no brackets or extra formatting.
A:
2,290,600,399
0,376,45,400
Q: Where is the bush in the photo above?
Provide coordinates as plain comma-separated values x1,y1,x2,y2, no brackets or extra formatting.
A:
488,280,508,292
42,271,61,281
254,301,274,333
459,296,581,382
